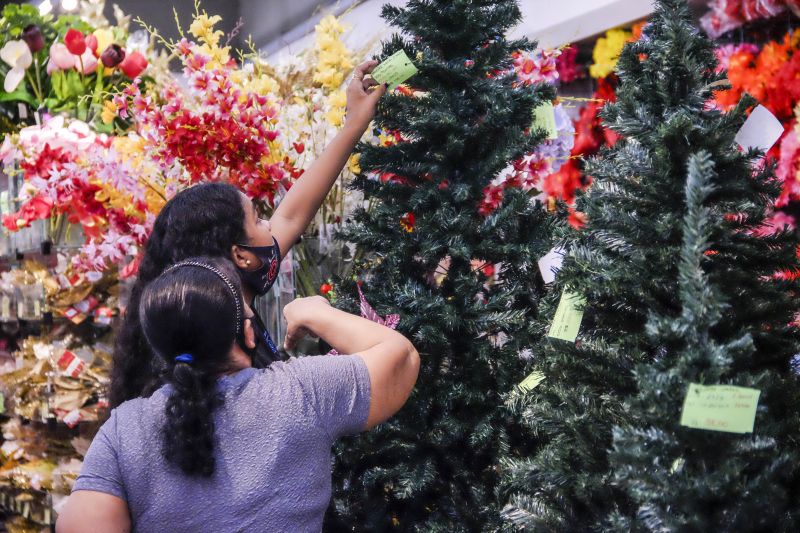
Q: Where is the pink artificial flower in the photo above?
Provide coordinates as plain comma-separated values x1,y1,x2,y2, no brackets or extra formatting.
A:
75,49,98,74
47,43,74,74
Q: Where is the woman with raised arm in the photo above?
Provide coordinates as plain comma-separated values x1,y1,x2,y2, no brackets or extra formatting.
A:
111,61,387,408
57,257,419,532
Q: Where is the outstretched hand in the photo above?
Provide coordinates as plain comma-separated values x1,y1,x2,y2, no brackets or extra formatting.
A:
344,60,387,131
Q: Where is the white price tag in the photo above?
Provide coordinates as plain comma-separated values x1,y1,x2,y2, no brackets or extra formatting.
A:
735,105,784,152
538,247,565,284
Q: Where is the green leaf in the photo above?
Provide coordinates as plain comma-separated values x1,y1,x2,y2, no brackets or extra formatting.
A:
0,88,36,107
65,70,85,98
51,70,67,100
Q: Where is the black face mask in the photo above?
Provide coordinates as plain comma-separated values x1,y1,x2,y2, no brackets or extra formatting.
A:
236,238,280,297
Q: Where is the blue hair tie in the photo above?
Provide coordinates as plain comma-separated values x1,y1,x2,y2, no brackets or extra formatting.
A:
175,354,194,364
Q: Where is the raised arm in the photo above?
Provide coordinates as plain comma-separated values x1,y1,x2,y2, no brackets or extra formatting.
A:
283,296,419,428
270,62,387,255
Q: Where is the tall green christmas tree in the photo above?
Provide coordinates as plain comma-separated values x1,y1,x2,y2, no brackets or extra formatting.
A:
502,0,800,530
326,1,556,530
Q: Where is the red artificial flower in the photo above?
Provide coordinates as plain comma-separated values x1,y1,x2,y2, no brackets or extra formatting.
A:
64,29,87,56
6,196,54,229
567,208,587,230
400,212,415,232
478,183,505,217
320,283,333,295
119,51,148,79
293,142,305,154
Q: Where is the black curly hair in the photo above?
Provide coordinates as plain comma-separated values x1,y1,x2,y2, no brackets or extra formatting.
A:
111,183,260,408
139,257,243,477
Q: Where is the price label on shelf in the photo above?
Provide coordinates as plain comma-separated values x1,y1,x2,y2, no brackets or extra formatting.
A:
548,291,585,342
680,383,760,434
372,50,419,91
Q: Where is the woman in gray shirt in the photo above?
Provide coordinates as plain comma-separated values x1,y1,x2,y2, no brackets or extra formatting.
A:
56,258,420,532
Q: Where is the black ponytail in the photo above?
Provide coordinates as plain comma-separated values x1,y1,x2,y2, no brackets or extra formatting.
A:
164,361,222,477
139,257,243,477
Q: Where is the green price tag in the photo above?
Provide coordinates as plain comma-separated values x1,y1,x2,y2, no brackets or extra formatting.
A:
532,101,558,140
372,50,419,91
0,393,5,414
548,291,585,342
680,383,760,434
518,371,545,393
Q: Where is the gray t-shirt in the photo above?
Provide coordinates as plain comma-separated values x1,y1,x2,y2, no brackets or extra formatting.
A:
72,355,371,532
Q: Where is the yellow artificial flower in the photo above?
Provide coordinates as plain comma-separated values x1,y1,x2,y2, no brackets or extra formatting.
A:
195,42,231,69
101,100,117,124
93,29,114,55
347,153,361,175
312,15,354,91
589,28,632,79
316,14,346,36
189,13,224,48
247,73,279,96
314,67,346,91
325,89,347,126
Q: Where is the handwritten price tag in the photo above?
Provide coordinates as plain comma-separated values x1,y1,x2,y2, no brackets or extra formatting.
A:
532,101,558,140
547,291,585,342
680,383,760,434
518,371,545,393
372,50,419,91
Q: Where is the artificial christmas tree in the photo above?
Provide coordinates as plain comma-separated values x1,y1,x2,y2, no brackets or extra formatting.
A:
325,0,556,530
502,0,800,530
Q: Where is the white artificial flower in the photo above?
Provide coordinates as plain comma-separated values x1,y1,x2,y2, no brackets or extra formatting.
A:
1,40,33,92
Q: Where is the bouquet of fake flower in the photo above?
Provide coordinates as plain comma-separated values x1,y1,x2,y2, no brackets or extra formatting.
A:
0,2,148,134
110,6,293,207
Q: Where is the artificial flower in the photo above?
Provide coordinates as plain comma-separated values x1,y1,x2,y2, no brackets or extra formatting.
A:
1,40,33,92
400,212,415,232
119,51,147,78
100,44,126,68
47,43,75,74
589,28,631,79
21,25,45,54
76,49,98,74
556,44,582,84
92,29,114,58
189,13,224,48
64,29,87,56
100,100,117,124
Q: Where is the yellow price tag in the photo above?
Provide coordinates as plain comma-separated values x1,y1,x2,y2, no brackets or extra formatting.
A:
518,371,545,393
680,383,760,434
532,101,558,140
372,50,419,91
548,291,585,342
